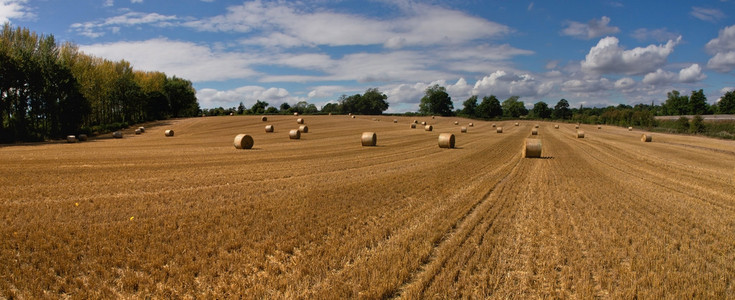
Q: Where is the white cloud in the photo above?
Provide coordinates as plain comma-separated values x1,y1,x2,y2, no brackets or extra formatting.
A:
196,86,301,109
70,11,179,37
614,77,636,91
581,36,681,75
561,78,612,93
642,69,676,85
706,25,735,72
631,28,679,42
642,64,706,85
103,0,113,7
79,38,260,82
678,64,706,82
131,0,143,3
473,70,554,99
690,7,725,22
187,1,509,49
561,16,619,39
0,0,34,23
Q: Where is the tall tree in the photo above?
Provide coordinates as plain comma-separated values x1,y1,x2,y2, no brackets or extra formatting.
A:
476,95,502,119
250,100,268,114
717,90,735,114
553,99,571,119
461,95,477,116
419,84,453,116
531,101,552,119
688,89,708,115
663,90,689,115
501,96,527,118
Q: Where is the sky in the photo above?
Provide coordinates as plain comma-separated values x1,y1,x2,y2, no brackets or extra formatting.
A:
2,0,735,113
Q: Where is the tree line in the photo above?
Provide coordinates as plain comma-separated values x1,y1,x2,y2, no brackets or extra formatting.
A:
1,24,198,143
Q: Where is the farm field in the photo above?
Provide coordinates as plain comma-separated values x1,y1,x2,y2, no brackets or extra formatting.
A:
1,115,734,298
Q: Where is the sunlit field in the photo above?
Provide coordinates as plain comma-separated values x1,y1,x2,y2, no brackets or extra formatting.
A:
1,115,734,298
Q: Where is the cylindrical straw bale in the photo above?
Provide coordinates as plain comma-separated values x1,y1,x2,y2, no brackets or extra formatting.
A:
554,125,559,129
575,125,579,129
299,125,309,133
113,131,123,138
135,128,142,135
348,113,352,116
265,125,274,133
534,124,539,128
461,127,467,133
410,123,417,129
413,120,418,124
233,134,254,149
469,123,474,127
78,134,88,141
576,130,585,138
438,133,455,148
393,119,398,123
454,121,459,125
361,132,377,146
641,134,652,142
628,127,633,131
421,121,426,125
165,129,174,137
289,129,301,139
261,116,267,122
296,118,304,124
598,125,602,129
352,115,356,119
432,116,435,119
515,122,519,126
425,125,433,131
229,112,234,116
138,127,145,133
492,123,496,127
497,127,503,133
523,138,542,158
66,135,77,143
294,112,299,116
531,128,538,135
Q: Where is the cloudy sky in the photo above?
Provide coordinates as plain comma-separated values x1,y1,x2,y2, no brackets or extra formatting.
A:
3,0,735,112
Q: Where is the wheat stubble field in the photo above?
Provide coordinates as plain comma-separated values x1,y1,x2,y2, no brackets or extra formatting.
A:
1,115,734,299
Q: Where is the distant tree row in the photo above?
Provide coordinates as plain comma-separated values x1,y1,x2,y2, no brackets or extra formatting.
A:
0,24,199,143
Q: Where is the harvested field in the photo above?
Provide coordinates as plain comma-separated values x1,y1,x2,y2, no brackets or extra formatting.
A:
1,116,734,298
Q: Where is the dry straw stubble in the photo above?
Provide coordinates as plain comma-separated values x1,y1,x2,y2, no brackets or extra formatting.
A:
438,133,455,148
361,132,377,146
522,138,542,158
233,134,254,149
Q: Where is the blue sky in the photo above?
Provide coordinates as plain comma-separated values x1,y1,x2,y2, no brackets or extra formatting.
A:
2,0,735,112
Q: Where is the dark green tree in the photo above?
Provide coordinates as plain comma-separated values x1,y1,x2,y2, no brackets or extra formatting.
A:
531,101,552,119
476,95,503,119
461,95,477,116
688,89,708,115
251,100,268,114
237,102,245,115
690,115,705,133
419,84,453,116
553,99,571,119
279,102,291,113
502,96,527,118
675,116,690,133
718,90,735,114
663,90,689,115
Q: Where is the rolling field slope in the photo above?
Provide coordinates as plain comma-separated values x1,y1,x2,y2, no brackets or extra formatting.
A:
1,115,734,298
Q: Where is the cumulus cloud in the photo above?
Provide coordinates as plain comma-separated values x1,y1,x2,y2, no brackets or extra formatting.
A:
581,36,681,75
561,16,619,39
79,38,260,82
0,0,34,23
614,77,636,91
196,86,300,108
678,64,706,82
103,0,113,7
70,11,179,38
690,7,725,22
561,78,612,93
706,25,735,72
641,64,706,85
472,70,554,99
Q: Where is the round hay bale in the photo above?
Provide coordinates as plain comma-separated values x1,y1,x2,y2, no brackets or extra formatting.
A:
229,112,234,116
554,125,559,129
261,116,267,122
522,138,542,158
410,123,417,129
297,118,304,124
138,127,145,133
233,134,254,149
641,133,652,142
294,112,299,116
469,123,474,127
454,121,459,125
461,126,467,133
413,120,418,124
432,116,435,119
497,127,503,133
492,123,496,127
438,133,455,148
575,125,579,129
421,121,426,125
165,129,174,137
534,124,539,128
348,113,352,116
135,128,142,135
598,125,602,129
265,125,274,133
576,130,585,138
289,129,301,139
112,131,123,138
393,119,398,123
515,122,519,126
66,135,77,143
351,115,356,119
424,125,433,131
78,134,88,141
361,132,377,146
531,128,538,135
298,125,309,133
628,127,633,131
